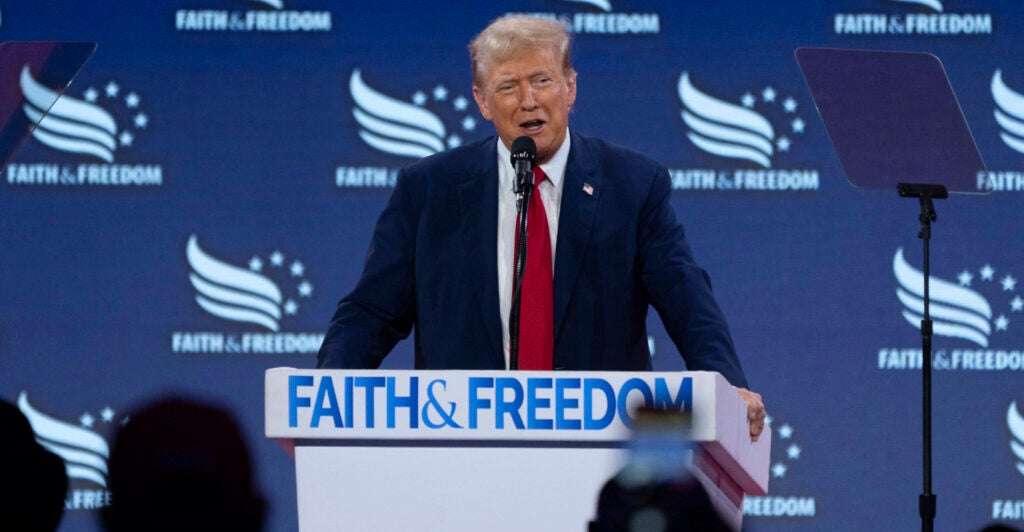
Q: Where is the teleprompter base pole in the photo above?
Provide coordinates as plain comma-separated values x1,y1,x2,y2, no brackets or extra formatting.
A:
898,182,947,532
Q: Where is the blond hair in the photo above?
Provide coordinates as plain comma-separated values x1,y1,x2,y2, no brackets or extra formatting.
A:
469,16,574,86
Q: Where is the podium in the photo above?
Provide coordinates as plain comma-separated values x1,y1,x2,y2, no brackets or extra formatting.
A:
265,368,770,531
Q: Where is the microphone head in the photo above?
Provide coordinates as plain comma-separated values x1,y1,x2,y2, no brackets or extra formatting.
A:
510,136,536,164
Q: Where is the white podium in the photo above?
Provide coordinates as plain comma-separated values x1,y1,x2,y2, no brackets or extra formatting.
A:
265,369,770,531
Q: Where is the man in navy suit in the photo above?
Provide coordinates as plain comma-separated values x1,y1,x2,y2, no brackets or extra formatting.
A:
318,15,766,440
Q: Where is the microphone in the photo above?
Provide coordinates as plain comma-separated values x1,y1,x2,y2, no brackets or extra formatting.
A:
508,136,536,370
510,136,536,195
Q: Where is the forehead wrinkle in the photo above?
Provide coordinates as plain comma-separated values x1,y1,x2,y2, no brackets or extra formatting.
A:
486,62,558,88
491,68,552,85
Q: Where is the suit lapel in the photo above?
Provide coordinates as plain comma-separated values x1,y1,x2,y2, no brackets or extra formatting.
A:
457,138,504,367
553,133,600,342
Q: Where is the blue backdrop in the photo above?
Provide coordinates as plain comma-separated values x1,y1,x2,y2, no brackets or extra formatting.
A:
2,0,1023,530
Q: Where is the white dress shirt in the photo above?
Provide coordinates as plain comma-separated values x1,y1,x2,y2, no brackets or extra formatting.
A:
496,131,570,369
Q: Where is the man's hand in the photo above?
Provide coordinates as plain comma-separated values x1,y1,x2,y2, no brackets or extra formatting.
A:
735,387,766,442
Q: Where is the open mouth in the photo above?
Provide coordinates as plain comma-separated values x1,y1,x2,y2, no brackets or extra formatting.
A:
519,119,545,132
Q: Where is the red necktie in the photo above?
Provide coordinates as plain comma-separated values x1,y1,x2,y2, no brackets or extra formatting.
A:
515,166,554,370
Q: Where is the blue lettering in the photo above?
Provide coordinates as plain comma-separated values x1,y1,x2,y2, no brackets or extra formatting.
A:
288,375,313,428
554,378,581,430
354,376,386,428
422,379,462,429
386,376,418,428
311,376,343,428
495,378,525,429
583,378,616,430
527,378,553,430
468,377,494,429
616,378,654,428
653,377,692,412
344,376,354,427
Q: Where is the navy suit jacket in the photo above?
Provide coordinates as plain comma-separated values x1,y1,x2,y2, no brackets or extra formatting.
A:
317,132,748,388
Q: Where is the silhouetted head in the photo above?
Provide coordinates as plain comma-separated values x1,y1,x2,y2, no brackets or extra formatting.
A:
0,397,69,532
590,473,730,532
100,397,264,532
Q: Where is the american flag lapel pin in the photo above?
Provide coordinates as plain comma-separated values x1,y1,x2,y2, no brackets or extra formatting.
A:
582,183,594,196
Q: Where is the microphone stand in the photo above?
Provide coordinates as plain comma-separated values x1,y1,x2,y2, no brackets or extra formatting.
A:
508,172,534,371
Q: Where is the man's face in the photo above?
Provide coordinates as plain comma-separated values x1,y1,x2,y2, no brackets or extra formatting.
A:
473,47,577,165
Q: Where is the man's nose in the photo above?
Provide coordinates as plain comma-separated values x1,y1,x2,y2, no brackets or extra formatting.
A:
519,87,538,109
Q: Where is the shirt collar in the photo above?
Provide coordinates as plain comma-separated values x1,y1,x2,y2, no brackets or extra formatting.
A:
496,130,571,192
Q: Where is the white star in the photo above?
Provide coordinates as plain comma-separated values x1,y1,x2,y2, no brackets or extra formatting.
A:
119,131,134,147
764,415,773,427
1001,274,1017,291
447,134,462,149
284,299,298,315
453,95,468,111
290,260,305,277
776,136,791,152
433,84,448,101
1012,296,1023,312
787,444,801,460
84,87,99,103
105,81,120,98
771,462,787,478
762,86,777,103
270,251,284,267
791,118,806,134
125,92,141,108
298,281,313,297
957,270,973,287
101,407,115,423
462,116,477,131
249,256,263,272
778,424,793,439
135,113,149,129
412,91,427,106
783,97,797,113
741,92,755,108
80,412,95,428
981,264,995,281
995,314,1010,331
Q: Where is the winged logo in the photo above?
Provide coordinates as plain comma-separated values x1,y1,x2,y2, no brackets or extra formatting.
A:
350,69,447,159
18,392,110,487
186,235,284,331
992,70,1024,155
889,0,943,12
678,72,775,168
563,0,612,11
1009,401,1024,478
893,248,993,347
20,66,118,162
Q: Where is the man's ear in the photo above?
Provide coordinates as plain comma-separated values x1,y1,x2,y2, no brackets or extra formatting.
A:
566,72,577,108
473,86,493,121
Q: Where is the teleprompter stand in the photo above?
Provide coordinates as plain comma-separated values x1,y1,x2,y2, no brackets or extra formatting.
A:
897,182,947,529
796,48,987,532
